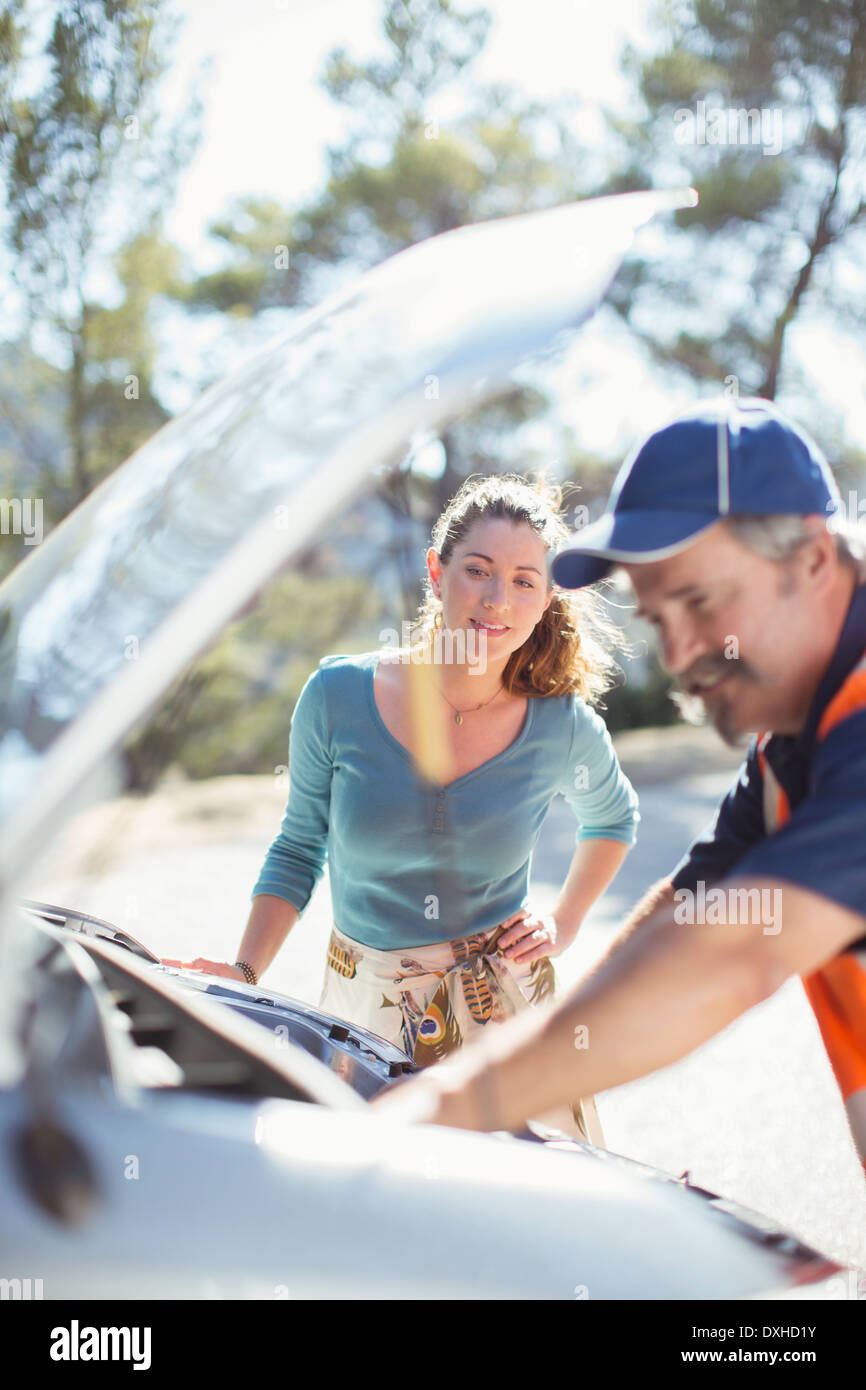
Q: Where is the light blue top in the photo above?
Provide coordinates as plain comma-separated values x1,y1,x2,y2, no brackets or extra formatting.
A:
252,650,639,950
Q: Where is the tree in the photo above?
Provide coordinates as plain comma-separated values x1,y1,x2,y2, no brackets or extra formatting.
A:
176,0,610,600
0,0,202,541
607,0,866,414
123,569,381,788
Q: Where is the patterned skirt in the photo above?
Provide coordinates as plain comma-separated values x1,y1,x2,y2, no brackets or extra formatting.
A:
319,920,604,1146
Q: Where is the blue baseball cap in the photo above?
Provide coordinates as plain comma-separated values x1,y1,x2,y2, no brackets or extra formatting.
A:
552,397,842,589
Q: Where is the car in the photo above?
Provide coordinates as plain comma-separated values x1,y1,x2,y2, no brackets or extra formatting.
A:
0,188,855,1300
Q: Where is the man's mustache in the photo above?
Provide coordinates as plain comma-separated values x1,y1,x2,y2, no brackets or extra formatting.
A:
673,652,759,696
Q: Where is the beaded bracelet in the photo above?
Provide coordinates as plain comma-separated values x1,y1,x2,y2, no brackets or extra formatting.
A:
234,959,258,985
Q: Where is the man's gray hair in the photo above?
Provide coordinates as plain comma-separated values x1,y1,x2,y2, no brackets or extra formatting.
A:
725,514,866,577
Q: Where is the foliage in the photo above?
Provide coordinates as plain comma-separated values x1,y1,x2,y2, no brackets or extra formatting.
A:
9,0,864,774
174,0,597,521
607,0,866,412
157,3,623,752
0,0,202,529
123,570,381,788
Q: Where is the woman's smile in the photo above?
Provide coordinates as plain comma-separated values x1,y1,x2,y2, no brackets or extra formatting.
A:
469,617,510,634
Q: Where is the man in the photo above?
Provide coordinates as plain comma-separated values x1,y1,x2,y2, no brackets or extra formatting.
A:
371,397,866,1175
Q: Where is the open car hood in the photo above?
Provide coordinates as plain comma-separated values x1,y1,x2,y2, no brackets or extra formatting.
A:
0,188,696,1075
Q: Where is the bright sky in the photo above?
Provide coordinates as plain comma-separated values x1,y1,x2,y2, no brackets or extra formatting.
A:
164,0,652,258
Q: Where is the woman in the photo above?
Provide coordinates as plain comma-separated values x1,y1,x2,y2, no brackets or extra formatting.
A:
164,473,638,1143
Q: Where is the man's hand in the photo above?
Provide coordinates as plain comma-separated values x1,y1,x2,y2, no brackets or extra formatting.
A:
371,1062,496,1131
370,1006,549,1131
371,1069,464,1126
160,956,246,982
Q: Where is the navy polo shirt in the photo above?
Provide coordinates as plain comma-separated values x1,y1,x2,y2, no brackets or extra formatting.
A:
670,581,866,952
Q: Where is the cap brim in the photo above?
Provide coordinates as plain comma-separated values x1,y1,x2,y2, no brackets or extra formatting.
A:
552,511,719,589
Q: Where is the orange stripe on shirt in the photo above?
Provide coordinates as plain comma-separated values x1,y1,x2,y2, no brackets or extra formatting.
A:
802,960,866,1099
817,667,866,740
769,746,866,1113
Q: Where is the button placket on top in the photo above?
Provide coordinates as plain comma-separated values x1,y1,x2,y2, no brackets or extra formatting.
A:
432,785,446,833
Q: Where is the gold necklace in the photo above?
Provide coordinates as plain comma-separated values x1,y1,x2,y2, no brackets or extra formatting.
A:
436,681,505,725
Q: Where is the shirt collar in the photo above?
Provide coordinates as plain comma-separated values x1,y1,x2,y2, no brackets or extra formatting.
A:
760,579,866,800
797,578,866,755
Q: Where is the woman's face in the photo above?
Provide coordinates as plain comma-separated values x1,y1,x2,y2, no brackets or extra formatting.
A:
427,518,553,665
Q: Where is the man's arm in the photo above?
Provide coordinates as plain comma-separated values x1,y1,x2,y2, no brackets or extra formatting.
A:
372,875,866,1131
617,875,677,933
